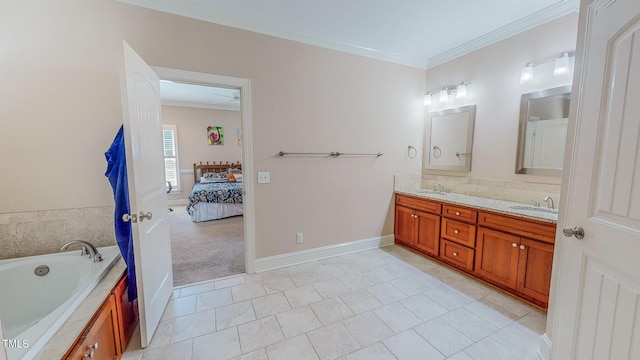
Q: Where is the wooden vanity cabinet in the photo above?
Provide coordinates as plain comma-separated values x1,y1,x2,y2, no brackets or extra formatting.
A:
394,193,556,308
64,274,138,360
64,295,121,360
476,211,555,306
113,274,137,353
394,195,441,256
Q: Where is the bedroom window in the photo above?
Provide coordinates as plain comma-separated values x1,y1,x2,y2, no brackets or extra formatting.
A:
163,125,180,192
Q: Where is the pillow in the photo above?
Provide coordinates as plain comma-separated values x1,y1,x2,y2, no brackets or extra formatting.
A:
225,173,243,182
200,177,228,183
227,168,242,174
203,172,227,179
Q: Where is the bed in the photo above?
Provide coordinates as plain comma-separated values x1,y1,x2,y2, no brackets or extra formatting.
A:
187,161,243,222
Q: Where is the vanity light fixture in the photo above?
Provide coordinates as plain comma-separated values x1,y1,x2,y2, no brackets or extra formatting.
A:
424,82,471,105
520,52,574,83
554,52,570,76
423,91,432,106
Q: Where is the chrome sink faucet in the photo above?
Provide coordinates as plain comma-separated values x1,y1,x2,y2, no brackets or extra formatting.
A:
543,196,555,209
60,240,103,262
433,183,446,193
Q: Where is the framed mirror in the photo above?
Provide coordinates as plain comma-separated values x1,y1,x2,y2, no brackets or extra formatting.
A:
515,86,571,176
424,105,476,172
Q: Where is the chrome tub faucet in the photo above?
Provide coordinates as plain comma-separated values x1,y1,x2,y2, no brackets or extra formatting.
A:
60,240,103,262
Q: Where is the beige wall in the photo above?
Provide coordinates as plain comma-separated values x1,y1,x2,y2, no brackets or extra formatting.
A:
161,106,241,200
0,0,425,259
423,14,579,189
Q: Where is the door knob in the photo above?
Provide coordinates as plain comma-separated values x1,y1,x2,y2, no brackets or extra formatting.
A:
563,226,585,240
122,213,137,223
139,211,153,222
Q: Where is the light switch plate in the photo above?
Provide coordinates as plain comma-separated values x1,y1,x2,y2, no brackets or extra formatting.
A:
257,171,270,184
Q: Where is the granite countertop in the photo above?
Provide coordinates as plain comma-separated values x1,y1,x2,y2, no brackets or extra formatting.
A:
396,189,558,224
34,258,126,360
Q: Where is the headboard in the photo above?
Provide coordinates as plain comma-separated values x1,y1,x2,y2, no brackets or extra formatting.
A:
193,161,242,183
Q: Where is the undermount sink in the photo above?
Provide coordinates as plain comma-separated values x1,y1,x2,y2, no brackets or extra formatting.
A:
414,190,448,196
510,205,558,214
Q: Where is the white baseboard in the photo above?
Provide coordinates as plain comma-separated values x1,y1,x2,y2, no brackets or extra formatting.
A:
168,199,189,206
255,235,395,272
538,333,552,360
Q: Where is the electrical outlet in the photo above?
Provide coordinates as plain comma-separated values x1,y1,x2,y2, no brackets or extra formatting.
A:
296,233,303,244
257,171,270,184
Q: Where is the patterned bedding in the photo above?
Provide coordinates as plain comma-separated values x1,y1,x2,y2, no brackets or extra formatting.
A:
186,182,243,215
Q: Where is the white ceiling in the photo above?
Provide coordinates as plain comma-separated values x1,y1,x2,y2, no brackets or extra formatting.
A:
160,81,240,111
119,0,579,69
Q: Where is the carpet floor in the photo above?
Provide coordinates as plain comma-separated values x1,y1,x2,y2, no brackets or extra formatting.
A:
168,206,245,286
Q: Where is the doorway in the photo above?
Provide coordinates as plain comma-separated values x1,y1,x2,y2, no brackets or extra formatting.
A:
154,67,255,285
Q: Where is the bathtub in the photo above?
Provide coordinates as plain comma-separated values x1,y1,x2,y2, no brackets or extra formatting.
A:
0,245,121,360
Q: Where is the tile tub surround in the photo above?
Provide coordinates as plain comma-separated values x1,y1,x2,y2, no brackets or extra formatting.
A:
120,245,546,360
421,175,561,206
396,190,558,223
0,206,116,260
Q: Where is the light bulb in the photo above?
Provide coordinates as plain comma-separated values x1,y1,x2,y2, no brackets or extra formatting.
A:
423,92,432,106
554,52,570,76
456,83,467,99
520,62,534,83
439,88,449,103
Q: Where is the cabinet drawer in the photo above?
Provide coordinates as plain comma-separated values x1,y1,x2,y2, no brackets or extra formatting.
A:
396,194,442,214
440,240,474,271
441,218,476,247
442,204,477,223
478,211,556,244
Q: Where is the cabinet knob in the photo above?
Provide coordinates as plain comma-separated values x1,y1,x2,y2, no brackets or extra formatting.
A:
454,229,459,234
89,342,99,350
519,245,526,250
512,242,518,248
452,252,458,256
83,351,94,358
455,211,461,216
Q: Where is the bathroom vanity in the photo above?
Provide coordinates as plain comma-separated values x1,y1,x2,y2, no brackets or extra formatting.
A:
395,191,556,309
62,274,137,360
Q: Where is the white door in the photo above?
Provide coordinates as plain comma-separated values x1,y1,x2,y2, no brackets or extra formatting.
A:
550,0,640,358
121,41,173,348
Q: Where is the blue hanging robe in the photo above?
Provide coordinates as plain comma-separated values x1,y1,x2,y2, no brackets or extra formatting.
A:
105,125,137,301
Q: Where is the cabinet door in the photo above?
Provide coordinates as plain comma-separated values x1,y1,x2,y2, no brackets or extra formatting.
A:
415,210,440,256
394,205,416,246
475,227,520,289
516,238,554,305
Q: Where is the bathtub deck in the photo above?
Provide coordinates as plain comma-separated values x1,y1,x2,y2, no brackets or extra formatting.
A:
33,259,126,360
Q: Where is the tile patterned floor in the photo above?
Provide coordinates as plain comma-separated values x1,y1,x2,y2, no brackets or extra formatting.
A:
121,245,546,360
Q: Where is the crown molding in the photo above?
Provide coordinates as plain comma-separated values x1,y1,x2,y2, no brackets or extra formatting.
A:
120,0,579,70
427,0,580,68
